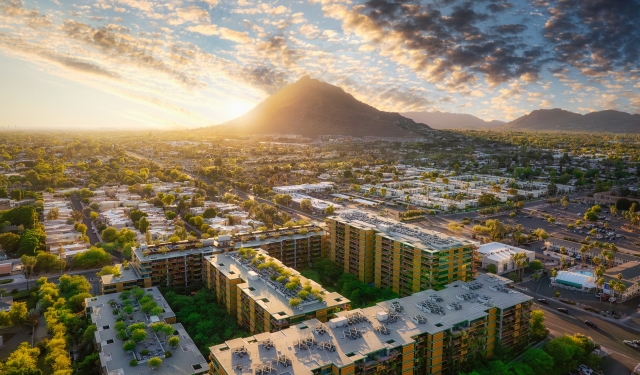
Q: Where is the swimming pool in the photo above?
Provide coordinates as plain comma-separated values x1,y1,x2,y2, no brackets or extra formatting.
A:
574,270,594,277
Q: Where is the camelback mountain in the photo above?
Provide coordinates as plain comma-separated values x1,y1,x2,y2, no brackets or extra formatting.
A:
504,108,640,133
214,76,432,137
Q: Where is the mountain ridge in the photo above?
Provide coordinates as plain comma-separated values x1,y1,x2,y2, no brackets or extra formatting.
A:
209,76,432,137
504,108,640,133
401,111,505,129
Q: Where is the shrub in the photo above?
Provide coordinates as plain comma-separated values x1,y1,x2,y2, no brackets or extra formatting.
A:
140,349,149,356
129,359,138,367
164,351,172,358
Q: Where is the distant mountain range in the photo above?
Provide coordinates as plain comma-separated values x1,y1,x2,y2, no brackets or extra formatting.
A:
401,111,505,129
210,76,432,138
503,109,640,133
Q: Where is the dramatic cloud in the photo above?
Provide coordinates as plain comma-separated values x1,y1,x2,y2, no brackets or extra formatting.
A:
542,0,640,75
0,0,639,129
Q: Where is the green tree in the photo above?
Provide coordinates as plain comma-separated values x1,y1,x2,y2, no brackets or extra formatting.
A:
72,247,111,268
97,265,121,277
168,336,180,348
138,217,150,233
35,252,62,273
21,255,37,290
131,328,147,343
58,274,91,299
7,301,28,326
165,210,177,220
521,348,554,374
0,232,21,256
0,342,41,374
123,341,136,352
486,264,497,274
530,310,547,340
300,199,312,211
101,227,119,242
147,357,162,369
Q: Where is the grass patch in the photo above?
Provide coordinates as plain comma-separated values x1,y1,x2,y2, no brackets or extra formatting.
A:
0,279,13,285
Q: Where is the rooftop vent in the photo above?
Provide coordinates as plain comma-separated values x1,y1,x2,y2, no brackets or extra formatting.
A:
411,315,427,324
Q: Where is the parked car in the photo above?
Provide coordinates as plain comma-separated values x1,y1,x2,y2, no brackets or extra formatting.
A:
623,340,639,348
557,307,569,314
608,297,617,303
538,299,549,304
595,293,603,298
583,320,597,328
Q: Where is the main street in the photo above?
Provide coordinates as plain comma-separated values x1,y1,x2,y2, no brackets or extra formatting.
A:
0,268,102,295
521,289,640,373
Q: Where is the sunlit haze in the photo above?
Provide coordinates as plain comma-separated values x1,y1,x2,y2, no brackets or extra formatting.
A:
1,0,639,130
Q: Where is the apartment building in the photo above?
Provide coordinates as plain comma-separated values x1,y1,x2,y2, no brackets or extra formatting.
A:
100,240,217,294
235,226,325,269
210,275,532,375
85,287,208,375
204,249,350,335
328,210,477,296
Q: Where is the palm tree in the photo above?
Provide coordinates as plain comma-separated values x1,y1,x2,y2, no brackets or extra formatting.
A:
604,251,614,269
592,255,601,268
57,246,66,275
511,252,528,281
550,268,558,295
579,245,588,268
21,255,37,290
559,246,567,256
610,205,617,220
596,277,604,297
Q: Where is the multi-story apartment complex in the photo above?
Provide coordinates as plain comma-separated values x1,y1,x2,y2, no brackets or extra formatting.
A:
85,287,208,375
204,249,350,335
328,210,477,296
100,241,217,294
235,225,325,269
210,275,532,375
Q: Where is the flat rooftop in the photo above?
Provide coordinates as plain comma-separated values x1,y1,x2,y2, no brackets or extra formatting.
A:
211,276,531,375
133,243,218,262
101,263,141,286
206,251,349,319
85,287,208,375
332,210,472,252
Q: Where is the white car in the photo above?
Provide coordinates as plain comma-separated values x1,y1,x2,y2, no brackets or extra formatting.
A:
608,297,617,303
623,340,638,348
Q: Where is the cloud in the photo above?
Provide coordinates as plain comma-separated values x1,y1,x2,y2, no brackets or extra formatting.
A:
321,0,544,88
61,20,202,87
187,24,253,43
543,0,640,75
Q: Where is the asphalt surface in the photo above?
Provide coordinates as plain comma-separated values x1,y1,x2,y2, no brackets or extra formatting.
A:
70,196,100,245
1,268,102,294
526,293,640,373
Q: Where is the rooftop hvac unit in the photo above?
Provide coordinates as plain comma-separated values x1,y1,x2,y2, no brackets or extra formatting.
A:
329,316,348,328
376,311,389,322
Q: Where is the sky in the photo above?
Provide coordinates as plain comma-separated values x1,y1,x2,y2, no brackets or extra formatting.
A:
1,0,639,130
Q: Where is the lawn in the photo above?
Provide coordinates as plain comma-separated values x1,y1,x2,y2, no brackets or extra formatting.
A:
0,278,13,285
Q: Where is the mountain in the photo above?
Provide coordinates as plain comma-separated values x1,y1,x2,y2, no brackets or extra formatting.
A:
504,109,640,133
213,76,432,137
401,111,505,129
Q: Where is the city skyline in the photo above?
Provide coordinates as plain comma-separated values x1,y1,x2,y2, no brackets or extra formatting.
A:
1,0,639,129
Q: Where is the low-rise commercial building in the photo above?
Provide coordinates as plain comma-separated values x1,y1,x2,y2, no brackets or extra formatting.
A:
85,287,208,375
210,275,532,375
328,210,477,296
204,249,350,335
477,242,535,275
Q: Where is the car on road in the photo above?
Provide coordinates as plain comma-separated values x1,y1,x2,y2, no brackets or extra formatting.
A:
608,297,617,303
557,307,569,314
623,340,639,348
583,320,597,328
538,299,549,304
595,293,603,298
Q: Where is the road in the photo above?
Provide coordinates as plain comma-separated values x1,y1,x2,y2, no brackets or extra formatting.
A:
2,268,102,294
70,196,100,245
527,295,640,372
